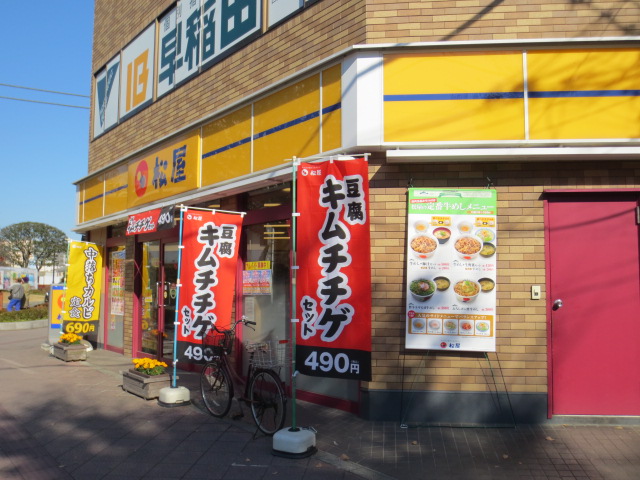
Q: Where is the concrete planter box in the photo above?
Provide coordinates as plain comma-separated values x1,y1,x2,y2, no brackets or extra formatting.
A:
122,369,172,400
53,343,87,362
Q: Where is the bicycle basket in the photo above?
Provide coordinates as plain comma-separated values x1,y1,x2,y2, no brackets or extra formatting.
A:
246,340,290,368
203,328,235,355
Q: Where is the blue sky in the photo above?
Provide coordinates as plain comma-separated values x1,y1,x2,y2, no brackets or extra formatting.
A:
0,1,94,240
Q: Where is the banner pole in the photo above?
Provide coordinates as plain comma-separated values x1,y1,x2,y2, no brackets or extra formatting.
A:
171,205,186,388
158,205,191,407
291,157,299,431
59,240,72,330
272,157,316,457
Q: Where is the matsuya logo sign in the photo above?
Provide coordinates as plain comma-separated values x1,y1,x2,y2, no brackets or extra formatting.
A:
127,131,199,209
134,160,149,197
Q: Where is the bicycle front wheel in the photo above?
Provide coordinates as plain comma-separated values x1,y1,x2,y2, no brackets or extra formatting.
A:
200,362,233,417
249,369,286,435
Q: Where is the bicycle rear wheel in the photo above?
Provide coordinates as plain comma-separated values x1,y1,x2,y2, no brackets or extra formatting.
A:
200,362,233,417
249,369,286,435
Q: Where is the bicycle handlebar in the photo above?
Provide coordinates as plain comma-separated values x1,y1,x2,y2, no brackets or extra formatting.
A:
209,315,255,334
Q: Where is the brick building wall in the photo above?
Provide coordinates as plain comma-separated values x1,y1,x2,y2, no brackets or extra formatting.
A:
365,0,640,42
87,1,640,419
89,1,640,173
366,157,640,398
89,0,367,172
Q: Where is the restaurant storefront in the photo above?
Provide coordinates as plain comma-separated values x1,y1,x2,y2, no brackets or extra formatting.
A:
81,0,640,424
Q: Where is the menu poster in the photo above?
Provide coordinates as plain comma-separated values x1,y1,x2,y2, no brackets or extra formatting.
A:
405,189,497,352
110,249,126,316
242,268,273,295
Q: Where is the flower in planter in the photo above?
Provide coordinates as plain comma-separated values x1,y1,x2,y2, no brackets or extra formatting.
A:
151,329,168,338
132,358,168,376
59,333,83,345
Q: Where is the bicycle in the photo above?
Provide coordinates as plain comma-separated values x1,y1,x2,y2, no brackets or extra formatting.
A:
199,316,288,435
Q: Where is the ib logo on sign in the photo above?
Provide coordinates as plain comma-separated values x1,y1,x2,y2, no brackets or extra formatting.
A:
134,160,149,197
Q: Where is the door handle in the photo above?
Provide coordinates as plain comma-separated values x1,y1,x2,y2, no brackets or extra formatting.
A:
553,299,563,310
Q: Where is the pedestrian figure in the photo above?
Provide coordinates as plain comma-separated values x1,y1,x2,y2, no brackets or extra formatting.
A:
21,276,30,309
8,278,25,311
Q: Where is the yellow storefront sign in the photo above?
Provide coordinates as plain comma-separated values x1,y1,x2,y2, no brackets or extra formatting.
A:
79,174,105,224
384,51,526,142
127,131,200,208
253,75,321,172
528,48,640,140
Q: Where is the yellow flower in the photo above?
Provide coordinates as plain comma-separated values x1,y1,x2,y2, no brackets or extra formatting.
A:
132,357,168,375
60,333,82,345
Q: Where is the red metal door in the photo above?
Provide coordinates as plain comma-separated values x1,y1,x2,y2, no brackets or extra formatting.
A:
547,192,640,415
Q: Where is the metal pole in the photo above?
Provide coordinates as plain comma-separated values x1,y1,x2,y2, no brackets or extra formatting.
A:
171,205,186,388
291,158,299,431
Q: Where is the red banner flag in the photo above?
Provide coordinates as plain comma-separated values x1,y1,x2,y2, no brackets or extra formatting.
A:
177,209,243,363
296,157,371,380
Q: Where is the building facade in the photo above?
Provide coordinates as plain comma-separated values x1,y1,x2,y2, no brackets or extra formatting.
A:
79,0,640,423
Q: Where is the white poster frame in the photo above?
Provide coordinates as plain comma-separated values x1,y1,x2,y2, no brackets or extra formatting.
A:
405,188,498,353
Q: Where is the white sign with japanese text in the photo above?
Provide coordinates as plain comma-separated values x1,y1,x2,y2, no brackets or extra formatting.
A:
268,0,303,27
120,23,155,119
175,0,202,86
201,0,261,67
93,55,120,137
157,7,177,98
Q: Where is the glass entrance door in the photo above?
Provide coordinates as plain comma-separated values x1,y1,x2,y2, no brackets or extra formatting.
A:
242,220,290,378
105,246,125,352
160,243,179,360
140,240,178,359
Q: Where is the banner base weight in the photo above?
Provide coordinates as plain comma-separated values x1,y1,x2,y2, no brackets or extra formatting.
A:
157,386,191,407
272,428,317,458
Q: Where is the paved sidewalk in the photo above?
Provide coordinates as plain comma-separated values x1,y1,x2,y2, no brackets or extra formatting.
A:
0,327,638,480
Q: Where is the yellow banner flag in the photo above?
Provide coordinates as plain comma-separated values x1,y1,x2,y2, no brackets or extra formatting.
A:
63,241,103,327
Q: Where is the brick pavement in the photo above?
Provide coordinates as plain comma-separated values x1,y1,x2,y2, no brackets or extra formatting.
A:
0,326,638,480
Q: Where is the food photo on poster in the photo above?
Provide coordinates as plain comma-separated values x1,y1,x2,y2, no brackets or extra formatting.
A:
405,189,497,352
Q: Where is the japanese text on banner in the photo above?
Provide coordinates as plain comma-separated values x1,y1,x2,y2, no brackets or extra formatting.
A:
177,209,243,364
296,157,372,380
63,241,103,335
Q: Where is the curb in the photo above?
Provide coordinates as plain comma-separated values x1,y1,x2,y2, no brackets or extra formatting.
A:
0,319,48,331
